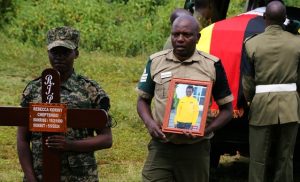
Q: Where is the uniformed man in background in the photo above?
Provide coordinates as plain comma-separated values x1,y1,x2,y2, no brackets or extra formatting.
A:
137,15,233,182
242,1,300,182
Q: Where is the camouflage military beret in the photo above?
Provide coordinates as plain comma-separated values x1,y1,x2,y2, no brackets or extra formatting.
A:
47,26,80,50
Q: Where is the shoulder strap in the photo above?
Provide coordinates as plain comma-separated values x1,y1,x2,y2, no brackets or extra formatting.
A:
150,49,172,60
198,50,219,62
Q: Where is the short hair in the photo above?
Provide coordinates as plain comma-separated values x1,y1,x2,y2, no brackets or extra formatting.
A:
265,0,286,25
186,85,194,91
173,15,200,33
266,0,284,5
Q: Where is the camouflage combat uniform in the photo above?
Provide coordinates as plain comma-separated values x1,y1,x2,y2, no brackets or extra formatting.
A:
21,72,110,182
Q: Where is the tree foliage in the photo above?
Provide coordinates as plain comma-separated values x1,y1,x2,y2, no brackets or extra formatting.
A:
0,0,15,26
1,0,183,56
3,0,298,56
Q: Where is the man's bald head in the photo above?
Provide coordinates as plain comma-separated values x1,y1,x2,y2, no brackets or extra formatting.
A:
264,0,286,26
172,15,200,33
170,8,192,24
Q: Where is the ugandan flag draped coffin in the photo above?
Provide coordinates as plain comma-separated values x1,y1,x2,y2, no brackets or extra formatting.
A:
197,14,265,117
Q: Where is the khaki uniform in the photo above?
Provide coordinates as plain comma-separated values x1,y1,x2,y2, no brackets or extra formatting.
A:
138,49,233,181
243,25,300,182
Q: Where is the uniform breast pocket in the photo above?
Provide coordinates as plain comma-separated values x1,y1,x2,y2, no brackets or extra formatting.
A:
153,76,172,99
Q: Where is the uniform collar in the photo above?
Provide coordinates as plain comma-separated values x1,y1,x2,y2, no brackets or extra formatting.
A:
166,49,202,63
265,24,283,32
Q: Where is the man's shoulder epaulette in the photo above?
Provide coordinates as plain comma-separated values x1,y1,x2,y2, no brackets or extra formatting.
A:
244,34,258,44
150,49,172,60
197,50,219,62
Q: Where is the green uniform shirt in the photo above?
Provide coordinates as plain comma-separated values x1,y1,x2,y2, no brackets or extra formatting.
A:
243,25,300,126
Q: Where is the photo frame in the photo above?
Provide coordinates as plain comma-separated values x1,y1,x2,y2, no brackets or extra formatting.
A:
162,78,213,136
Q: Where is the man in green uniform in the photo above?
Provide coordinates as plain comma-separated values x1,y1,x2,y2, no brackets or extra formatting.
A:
17,26,113,182
137,15,233,182
242,1,300,182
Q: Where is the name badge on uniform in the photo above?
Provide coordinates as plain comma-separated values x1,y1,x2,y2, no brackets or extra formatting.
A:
161,72,172,79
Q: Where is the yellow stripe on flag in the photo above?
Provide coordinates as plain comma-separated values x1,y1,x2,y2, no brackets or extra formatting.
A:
196,23,214,53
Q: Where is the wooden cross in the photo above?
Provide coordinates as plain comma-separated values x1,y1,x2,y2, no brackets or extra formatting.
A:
0,68,108,182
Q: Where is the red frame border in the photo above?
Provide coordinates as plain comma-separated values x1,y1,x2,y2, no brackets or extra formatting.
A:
162,78,212,136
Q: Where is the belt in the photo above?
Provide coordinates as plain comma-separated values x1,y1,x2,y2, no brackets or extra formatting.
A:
256,83,297,93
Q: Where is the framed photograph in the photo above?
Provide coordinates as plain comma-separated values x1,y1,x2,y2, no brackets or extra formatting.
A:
162,78,213,136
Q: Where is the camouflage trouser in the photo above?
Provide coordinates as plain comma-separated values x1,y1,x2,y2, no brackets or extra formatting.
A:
61,164,99,182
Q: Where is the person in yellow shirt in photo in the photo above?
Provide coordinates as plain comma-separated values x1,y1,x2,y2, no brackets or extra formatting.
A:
174,85,200,130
